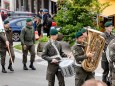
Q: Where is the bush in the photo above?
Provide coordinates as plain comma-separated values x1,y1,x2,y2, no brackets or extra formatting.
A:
39,36,49,42
55,0,109,43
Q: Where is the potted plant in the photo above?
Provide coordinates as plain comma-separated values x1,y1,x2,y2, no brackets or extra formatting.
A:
37,36,49,53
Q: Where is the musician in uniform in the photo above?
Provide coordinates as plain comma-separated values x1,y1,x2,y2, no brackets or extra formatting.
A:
0,21,15,73
80,28,88,38
106,38,115,86
72,31,94,86
101,21,114,84
42,28,67,86
20,18,36,70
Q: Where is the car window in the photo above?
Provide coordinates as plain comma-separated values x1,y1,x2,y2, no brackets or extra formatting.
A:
16,19,26,27
16,21,22,26
21,20,26,26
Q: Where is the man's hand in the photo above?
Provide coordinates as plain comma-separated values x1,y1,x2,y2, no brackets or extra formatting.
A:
67,54,71,59
6,41,9,47
51,59,59,63
67,52,72,59
86,52,94,58
23,45,27,50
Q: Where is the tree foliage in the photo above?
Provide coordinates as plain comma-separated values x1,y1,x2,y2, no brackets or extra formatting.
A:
55,0,110,43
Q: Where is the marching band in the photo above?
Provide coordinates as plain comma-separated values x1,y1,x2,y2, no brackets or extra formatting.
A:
0,12,115,86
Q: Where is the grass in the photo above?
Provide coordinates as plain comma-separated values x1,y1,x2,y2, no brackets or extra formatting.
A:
14,44,22,50
14,41,39,50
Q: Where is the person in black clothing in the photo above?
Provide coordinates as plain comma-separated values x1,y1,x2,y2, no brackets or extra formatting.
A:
1,11,5,21
43,9,52,36
36,18,42,36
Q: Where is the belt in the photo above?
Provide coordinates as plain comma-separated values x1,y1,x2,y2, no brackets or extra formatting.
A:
75,62,81,67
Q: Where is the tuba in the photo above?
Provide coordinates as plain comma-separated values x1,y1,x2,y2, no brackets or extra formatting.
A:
81,28,105,72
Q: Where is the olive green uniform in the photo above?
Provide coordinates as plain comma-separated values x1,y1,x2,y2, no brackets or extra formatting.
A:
72,42,94,86
101,32,114,83
0,28,15,66
106,38,115,86
20,26,35,64
42,40,67,86
0,32,8,65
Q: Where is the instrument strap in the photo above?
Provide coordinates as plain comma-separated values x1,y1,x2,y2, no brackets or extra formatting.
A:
51,41,62,60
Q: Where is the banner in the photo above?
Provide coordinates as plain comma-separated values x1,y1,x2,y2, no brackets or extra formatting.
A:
0,14,5,32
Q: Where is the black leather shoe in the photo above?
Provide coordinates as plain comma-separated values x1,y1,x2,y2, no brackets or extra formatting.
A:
2,69,7,73
8,65,14,71
2,65,7,73
23,64,28,70
29,65,36,70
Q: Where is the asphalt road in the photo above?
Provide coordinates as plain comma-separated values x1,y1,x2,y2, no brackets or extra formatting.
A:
0,42,103,86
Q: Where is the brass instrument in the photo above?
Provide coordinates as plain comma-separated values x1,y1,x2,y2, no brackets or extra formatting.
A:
82,28,105,72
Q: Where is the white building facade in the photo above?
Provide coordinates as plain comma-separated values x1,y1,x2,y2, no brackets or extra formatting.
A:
1,0,57,14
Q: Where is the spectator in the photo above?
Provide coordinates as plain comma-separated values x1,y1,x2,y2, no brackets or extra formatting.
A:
82,79,107,86
1,11,5,21
36,17,42,36
42,9,52,36
37,10,43,19
33,16,37,30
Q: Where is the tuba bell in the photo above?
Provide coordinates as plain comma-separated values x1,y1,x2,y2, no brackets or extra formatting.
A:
81,28,105,72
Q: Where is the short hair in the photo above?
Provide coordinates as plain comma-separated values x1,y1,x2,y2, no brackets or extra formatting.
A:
96,80,107,86
82,79,97,86
82,79,107,86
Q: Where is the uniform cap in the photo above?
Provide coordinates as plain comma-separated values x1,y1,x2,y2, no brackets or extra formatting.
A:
26,18,32,22
104,21,113,27
80,28,87,33
4,20,9,24
75,31,83,38
50,29,58,35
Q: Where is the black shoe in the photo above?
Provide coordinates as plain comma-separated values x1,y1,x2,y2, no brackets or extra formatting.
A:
23,64,28,70
2,69,7,73
2,65,7,73
8,65,14,71
29,65,36,70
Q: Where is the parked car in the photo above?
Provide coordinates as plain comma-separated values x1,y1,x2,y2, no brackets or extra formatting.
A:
10,18,33,41
5,16,34,21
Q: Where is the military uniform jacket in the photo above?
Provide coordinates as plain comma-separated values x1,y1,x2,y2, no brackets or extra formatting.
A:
109,39,115,62
20,26,35,46
71,42,87,66
101,32,114,51
101,32,114,61
42,40,67,74
0,32,8,49
5,28,13,46
107,38,115,73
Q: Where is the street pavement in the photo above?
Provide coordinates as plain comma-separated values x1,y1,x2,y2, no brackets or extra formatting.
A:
0,42,103,86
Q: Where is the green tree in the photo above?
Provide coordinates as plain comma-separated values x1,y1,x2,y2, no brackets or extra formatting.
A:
55,0,109,43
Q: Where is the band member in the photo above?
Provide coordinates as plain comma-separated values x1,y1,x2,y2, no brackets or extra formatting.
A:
106,38,115,86
20,18,36,70
101,21,114,84
42,29,67,86
0,32,9,73
80,28,88,38
72,31,94,86
0,21,15,73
